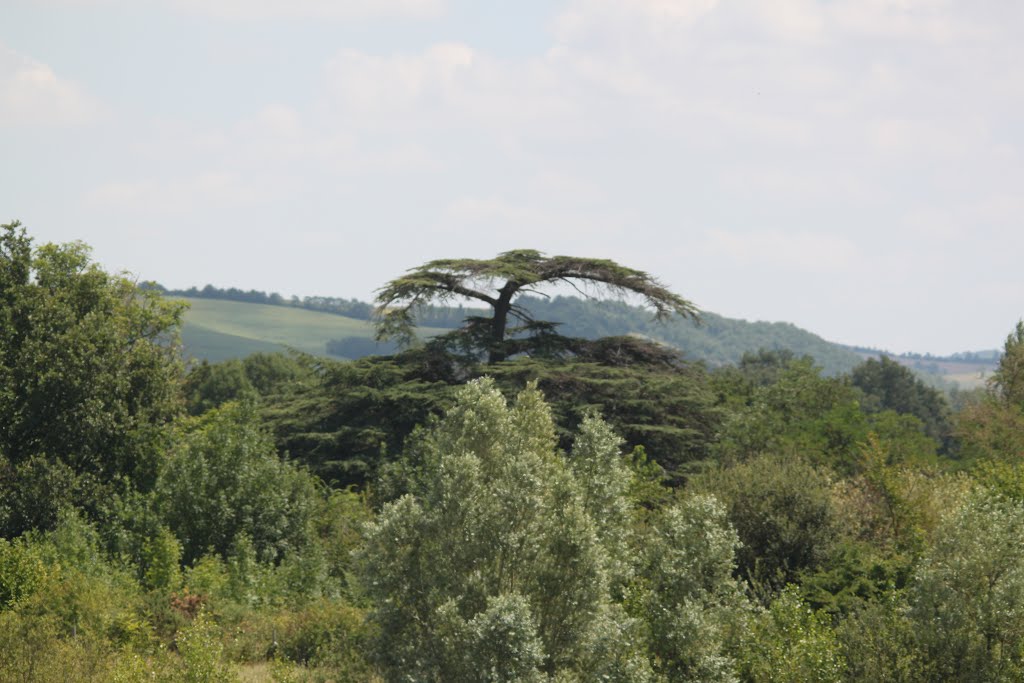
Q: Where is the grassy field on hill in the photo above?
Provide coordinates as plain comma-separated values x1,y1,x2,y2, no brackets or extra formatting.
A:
178,298,448,362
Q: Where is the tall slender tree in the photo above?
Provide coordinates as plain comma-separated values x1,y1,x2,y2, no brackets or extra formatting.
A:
992,320,1024,406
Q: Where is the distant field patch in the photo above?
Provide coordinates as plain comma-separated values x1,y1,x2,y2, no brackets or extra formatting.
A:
176,298,445,362
945,371,991,390
180,325,288,363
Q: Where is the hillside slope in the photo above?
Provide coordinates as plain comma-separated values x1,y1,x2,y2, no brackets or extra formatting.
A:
516,296,863,374
179,298,448,362
844,346,998,389
176,295,863,373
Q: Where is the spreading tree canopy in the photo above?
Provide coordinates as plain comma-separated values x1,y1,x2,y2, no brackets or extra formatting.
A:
374,249,698,364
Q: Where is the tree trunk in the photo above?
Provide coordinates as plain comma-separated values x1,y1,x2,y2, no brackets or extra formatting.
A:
488,281,518,363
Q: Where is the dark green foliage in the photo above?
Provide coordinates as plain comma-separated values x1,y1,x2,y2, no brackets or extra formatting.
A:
0,455,102,538
184,352,314,415
184,360,257,414
261,353,455,487
957,322,1024,463
261,337,719,488
851,356,953,448
991,320,1024,407
712,357,860,463
798,540,912,616
736,348,804,386
292,295,373,319
957,400,1024,463
325,335,399,359
307,490,372,596
234,352,311,395
487,350,721,481
713,357,941,474
0,221,185,492
709,349,809,413
156,402,321,564
157,282,289,307
691,454,838,595
89,485,169,585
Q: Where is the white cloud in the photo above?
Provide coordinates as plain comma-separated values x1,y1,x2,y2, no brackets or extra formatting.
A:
748,0,826,42
322,42,587,147
866,117,989,159
716,163,872,204
47,0,444,20
527,171,602,205
86,172,273,214
824,0,995,43
553,0,721,44
171,0,443,20
703,229,862,274
82,99,444,219
441,195,635,252
326,43,476,115
0,46,105,126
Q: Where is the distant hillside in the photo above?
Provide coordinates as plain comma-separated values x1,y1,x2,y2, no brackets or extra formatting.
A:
173,293,864,374
514,296,863,375
844,345,1000,389
178,298,448,363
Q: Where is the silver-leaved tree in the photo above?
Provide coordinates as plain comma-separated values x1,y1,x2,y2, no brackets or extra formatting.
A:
358,378,746,682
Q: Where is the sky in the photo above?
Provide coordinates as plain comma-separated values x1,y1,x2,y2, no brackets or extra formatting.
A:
1,0,1022,355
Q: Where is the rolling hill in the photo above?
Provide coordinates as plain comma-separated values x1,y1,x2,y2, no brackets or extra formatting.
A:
515,296,865,375
175,295,865,373
175,293,1001,389
178,298,447,363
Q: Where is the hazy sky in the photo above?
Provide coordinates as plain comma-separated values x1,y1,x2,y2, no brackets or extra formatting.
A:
2,0,1022,355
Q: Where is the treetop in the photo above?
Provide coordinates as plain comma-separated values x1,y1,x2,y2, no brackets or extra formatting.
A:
374,250,699,356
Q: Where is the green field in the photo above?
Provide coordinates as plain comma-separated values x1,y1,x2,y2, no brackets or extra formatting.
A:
177,298,443,362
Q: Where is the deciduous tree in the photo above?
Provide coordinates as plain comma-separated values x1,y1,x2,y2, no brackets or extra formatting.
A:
0,221,185,535
359,379,656,681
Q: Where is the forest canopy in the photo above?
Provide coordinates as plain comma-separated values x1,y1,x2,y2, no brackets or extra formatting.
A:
4,224,1024,682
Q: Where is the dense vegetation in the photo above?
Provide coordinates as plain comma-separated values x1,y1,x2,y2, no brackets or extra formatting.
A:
5,224,1024,681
